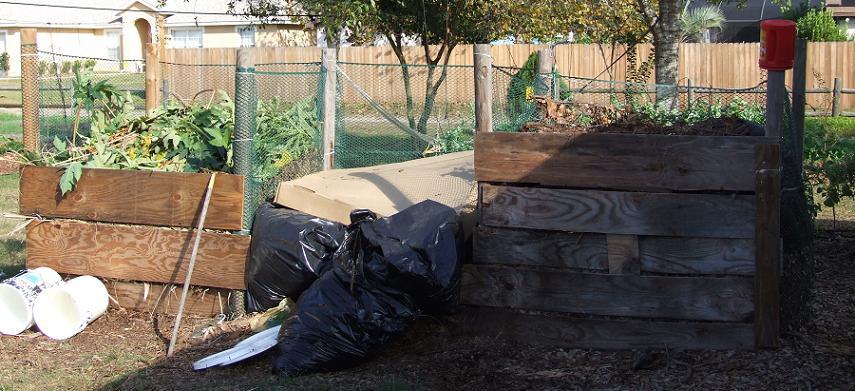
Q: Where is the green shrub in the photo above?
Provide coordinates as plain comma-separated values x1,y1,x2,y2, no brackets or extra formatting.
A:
796,8,850,42
425,121,474,156
0,52,9,72
806,116,855,139
505,52,572,124
633,97,765,127
804,117,855,212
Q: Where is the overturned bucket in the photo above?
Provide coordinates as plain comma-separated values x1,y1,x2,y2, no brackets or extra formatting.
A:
0,267,63,335
33,276,109,340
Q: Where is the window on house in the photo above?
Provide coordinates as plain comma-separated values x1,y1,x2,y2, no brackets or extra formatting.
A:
105,30,121,61
0,31,7,54
170,28,203,49
238,26,256,47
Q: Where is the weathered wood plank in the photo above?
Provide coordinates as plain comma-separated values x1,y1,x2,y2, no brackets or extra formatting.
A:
475,132,777,192
639,237,755,275
475,227,755,275
461,264,754,322
107,280,230,317
473,226,608,270
754,143,781,348
461,307,755,350
607,234,640,274
19,166,244,230
26,220,249,289
480,184,756,239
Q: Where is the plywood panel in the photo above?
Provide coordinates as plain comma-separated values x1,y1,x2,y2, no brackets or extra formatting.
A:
461,264,754,322
20,166,244,230
480,184,756,239
475,132,776,192
462,307,755,350
26,220,249,289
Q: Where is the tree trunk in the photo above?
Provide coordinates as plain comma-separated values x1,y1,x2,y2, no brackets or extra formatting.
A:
387,34,418,130
653,0,681,106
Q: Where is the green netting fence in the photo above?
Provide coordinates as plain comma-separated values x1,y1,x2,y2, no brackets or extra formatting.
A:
37,51,145,146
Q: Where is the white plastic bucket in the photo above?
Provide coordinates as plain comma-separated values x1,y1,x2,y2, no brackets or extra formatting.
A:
0,267,63,335
33,276,109,340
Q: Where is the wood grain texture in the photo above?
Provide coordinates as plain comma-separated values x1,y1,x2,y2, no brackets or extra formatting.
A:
639,237,755,275
480,184,756,239
607,234,640,274
474,227,754,275
108,281,230,317
475,132,778,192
19,166,244,230
461,307,755,350
754,168,781,348
473,226,608,270
26,220,249,289
461,264,754,322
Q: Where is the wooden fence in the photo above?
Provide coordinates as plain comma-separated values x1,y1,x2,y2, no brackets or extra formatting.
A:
161,42,855,112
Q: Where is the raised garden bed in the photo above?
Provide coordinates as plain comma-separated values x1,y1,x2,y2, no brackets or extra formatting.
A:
462,129,781,350
19,166,249,316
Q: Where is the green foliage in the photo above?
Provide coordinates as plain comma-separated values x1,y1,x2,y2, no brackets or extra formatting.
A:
680,5,725,42
806,116,855,139
0,53,9,73
253,97,319,181
0,137,23,155
633,97,765,127
505,52,571,125
796,8,850,42
804,117,855,212
23,69,319,195
425,121,474,156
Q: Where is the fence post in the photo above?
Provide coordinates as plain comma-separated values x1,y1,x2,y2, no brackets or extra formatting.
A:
686,78,694,109
831,77,841,117
536,48,554,96
791,39,807,175
234,48,256,233
474,44,493,133
145,43,160,112
21,28,39,152
321,48,337,170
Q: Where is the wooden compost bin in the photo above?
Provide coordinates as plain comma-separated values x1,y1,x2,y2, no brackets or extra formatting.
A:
19,166,250,316
462,131,781,350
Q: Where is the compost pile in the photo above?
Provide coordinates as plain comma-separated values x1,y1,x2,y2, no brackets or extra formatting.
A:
246,200,462,377
521,96,766,137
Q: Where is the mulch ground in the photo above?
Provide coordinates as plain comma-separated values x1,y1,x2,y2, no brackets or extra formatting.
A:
1,231,853,390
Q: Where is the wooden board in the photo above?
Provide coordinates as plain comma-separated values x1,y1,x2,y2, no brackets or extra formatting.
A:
19,166,244,230
462,307,755,350
26,220,249,289
473,226,608,271
480,184,756,239
639,237,755,275
475,132,777,192
474,227,755,275
607,234,640,274
461,264,754,322
107,281,231,317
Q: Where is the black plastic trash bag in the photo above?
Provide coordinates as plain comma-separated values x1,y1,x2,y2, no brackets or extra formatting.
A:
272,200,461,376
245,203,346,313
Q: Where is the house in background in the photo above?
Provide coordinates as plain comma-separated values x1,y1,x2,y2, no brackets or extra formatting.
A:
0,0,315,77
828,0,855,38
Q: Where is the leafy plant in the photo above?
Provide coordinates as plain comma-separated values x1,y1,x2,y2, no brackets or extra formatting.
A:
0,52,9,73
632,97,765,127
796,8,850,42
425,121,474,156
804,118,855,216
680,5,725,43
253,97,319,181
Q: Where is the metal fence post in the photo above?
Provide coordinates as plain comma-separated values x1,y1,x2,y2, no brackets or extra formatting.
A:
322,48,337,170
234,48,256,234
474,44,493,133
21,28,39,152
686,78,694,109
792,39,807,175
831,77,841,117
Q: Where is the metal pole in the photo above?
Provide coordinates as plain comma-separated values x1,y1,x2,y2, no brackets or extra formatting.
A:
474,44,493,133
321,48,337,170
687,78,694,109
791,39,807,177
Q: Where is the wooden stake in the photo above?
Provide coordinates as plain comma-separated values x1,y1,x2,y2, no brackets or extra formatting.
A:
322,48,337,170
145,43,160,113
167,173,217,358
474,44,493,133
20,28,39,152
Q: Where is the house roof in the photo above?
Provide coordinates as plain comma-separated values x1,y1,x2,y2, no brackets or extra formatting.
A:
0,0,297,29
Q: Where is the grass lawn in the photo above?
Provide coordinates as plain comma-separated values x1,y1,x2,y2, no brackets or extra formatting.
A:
0,112,21,135
0,90,21,107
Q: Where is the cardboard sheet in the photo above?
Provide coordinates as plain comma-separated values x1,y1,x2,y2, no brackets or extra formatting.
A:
274,151,475,224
